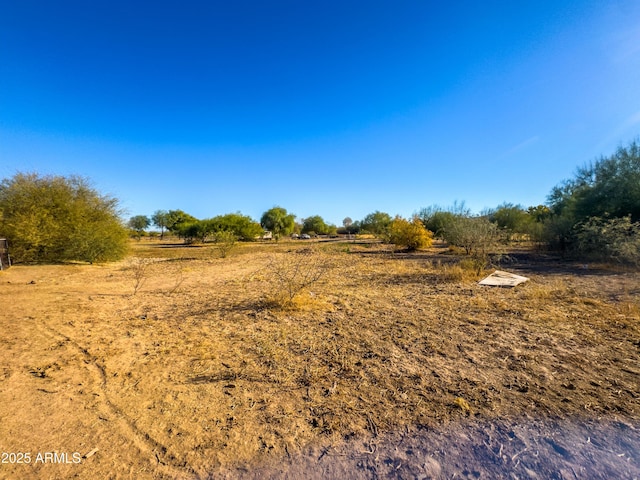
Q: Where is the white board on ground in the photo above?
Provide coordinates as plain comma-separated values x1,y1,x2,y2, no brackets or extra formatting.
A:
478,270,529,287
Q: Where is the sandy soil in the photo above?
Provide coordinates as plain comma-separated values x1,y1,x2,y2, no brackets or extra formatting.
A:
0,241,638,479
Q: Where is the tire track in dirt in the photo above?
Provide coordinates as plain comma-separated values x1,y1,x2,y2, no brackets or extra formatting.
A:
35,317,199,479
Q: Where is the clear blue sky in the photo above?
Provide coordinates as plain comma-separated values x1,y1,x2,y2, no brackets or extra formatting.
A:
1,1,639,226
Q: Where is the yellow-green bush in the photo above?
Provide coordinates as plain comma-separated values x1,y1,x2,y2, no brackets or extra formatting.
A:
0,172,128,263
388,216,433,251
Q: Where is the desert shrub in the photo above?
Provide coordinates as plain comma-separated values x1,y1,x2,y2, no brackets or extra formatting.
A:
540,213,576,252
422,211,457,239
417,202,471,239
487,203,533,241
0,172,128,263
436,259,486,283
128,257,151,295
542,139,640,254
388,216,433,251
208,213,263,241
442,216,500,257
527,205,551,222
575,216,640,265
458,257,489,276
264,249,330,307
212,230,238,258
441,216,500,275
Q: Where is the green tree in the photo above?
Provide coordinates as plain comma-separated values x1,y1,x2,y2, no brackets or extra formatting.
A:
302,215,331,235
175,220,209,244
548,140,640,222
488,203,532,241
544,139,640,254
360,211,392,238
151,210,170,239
0,172,128,263
260,207,295,241
342,217,354,239
128,215,150,240
418,208,456,239
208,213,263,240
166,209,198,234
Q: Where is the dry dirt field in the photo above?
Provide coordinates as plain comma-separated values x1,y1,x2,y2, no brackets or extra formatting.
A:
1,239,639,479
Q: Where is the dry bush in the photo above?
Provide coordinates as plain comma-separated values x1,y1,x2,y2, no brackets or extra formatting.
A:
165,262,186,295
212,231,238,258
435,258,488,283
459,256,490,276
263,248,332,308
521,279,570,301
443,216,500,256
128,257,152,295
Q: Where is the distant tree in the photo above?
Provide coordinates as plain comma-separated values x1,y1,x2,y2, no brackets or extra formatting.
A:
206,213,263,241
302,215,331,235
342,217,354,238
175,220,209,244
166,209,198,234
548,140,640,222
360,211,392,238
128,215,150,240
260,207,295,241
488,203,532,241
151,210,170,239
418,207,457,239
388,216,433,251
527,205,551,223
417,202,471,239
349,220,362,234
544,139,640,254
0,172,128,263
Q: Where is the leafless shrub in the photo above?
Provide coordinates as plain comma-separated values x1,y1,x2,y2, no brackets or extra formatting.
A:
212,231,238,259
166,263,186,295
264,248,331,307
129,257,151,295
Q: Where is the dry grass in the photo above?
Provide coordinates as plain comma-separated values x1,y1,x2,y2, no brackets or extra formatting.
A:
0,239,639,478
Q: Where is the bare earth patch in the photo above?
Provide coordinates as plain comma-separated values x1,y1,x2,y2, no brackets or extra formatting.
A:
0,240,638,479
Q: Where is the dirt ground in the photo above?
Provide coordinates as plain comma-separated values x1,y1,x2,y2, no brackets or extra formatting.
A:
0,240,638,479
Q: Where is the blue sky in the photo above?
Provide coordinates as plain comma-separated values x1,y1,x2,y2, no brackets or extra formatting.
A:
1,1,640,226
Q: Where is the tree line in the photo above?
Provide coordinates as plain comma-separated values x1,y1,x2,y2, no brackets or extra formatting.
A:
1,139,639,264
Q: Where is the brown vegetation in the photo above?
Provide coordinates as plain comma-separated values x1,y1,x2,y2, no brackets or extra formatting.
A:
0,239,638,478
